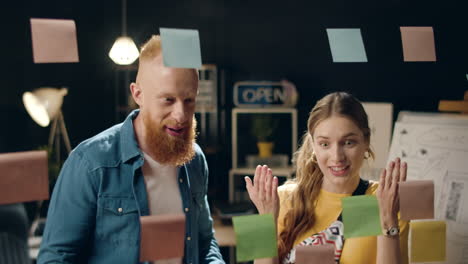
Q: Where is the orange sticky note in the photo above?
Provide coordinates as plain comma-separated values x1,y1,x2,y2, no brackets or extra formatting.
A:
140,214,186,262
30,18,79,63
399,180,434,220
0,151,49,205
295,245,335,264
400,26,436,62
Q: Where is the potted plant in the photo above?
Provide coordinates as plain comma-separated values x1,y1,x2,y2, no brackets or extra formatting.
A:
251,114,279,157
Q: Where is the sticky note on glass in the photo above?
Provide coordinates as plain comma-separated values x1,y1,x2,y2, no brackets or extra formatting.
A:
0,151,49,205
232,214,277,262
342,195,381,238
295,245,335,264
410,221,446,262
159,27,202,69
326,28,368,62
399,180,434,220
140,214,185,262
30,18,79,63
400,27,436,62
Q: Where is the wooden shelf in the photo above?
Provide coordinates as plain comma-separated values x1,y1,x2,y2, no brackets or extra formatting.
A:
438,91,468,114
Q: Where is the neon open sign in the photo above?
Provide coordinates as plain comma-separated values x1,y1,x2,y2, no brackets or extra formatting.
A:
233,81,286,107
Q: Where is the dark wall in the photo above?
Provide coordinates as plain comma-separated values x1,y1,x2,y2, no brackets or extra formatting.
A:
1,0,117,152
1,0,467,200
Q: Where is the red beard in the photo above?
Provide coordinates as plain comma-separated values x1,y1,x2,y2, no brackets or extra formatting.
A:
142,113,197,166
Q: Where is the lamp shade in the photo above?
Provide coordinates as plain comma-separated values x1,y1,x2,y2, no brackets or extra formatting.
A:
22,87,68,127
108,36,139,65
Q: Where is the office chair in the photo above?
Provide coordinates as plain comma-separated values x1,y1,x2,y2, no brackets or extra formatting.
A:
0,203,31,264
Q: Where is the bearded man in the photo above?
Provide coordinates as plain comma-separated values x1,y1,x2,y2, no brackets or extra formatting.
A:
38,35,225,264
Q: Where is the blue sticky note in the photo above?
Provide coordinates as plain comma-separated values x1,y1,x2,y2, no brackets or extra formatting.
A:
326,28,368,63
159,28,202,68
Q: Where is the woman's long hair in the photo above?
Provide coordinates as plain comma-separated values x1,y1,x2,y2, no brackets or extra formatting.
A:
277,92,374,261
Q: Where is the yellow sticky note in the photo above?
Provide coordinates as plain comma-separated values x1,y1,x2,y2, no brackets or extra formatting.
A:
410,221,446,262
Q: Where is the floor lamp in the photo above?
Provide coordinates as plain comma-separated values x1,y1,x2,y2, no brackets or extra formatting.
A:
22,87,72,164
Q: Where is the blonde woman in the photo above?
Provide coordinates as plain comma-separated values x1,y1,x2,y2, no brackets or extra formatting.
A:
245,92,408,264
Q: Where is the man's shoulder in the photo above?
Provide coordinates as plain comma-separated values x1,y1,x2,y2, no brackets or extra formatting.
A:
75,123,122,152
184,143,208,190
187,143,206,165
193,143,205,156
71,123,124,167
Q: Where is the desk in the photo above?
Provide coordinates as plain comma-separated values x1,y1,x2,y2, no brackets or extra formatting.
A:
213,218,236,247
30,220,236,262
213,218,236,264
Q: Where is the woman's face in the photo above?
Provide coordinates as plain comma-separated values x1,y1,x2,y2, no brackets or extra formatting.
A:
312,115,369,193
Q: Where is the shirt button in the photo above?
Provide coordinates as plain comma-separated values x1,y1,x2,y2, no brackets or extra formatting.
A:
118,208,123,213
179,178,183,183
185,208,189,212
187,236,191,241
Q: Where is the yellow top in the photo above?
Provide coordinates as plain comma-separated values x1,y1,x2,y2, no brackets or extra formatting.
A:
277,181,409,264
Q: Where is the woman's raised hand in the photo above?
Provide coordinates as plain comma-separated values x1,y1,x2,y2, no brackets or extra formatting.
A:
245,165,279,219
376,157,407,229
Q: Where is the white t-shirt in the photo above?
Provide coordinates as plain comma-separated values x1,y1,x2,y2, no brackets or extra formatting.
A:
142,152,183,264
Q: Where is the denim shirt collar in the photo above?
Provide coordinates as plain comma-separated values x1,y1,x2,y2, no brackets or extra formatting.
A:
120,109,143,163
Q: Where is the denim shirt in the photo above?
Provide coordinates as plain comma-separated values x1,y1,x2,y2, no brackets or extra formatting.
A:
38,110,224,264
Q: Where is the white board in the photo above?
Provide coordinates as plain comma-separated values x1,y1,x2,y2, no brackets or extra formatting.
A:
359,103,393,181
387,115,468,264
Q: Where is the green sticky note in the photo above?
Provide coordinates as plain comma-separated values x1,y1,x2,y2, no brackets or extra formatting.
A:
326,28,368,63
232,214,278,262
342,195,381,238
159,27,202,69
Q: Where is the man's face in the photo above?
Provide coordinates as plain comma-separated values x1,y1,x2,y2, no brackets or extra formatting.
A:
135,57,199,165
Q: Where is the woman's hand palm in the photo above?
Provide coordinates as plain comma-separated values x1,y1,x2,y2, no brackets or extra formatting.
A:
245,165,279,219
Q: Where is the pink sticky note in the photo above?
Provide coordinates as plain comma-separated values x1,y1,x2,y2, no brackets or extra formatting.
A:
295,245,336,264
400,27,436,62
140,214,186,262
30,18,79,63
0,151,49,205
399,180,434,220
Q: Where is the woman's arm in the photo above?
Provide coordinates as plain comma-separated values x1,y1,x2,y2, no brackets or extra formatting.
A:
377,231,401,264
376,158,407,264
245,165,280,264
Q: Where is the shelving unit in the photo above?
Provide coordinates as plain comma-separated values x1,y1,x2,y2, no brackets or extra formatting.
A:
195,64,219,149
228,167,295,202
229,107,297,203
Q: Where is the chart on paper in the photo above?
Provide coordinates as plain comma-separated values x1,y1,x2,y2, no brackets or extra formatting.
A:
387,121,468,264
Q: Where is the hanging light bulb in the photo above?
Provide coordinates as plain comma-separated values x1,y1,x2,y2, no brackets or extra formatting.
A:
109,36,139,65
109,0,139,65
